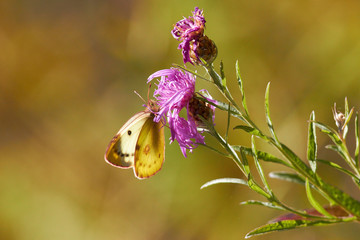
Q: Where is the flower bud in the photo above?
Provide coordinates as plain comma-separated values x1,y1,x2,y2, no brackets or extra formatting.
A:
188,96,214,126
189,35,217,65
332,103,346,131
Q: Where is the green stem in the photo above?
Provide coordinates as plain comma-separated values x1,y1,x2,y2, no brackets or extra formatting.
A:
340,141,360,178
211,129,246,176
271,196,335,220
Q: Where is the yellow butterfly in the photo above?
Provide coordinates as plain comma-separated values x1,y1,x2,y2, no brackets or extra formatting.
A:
104,100,165,179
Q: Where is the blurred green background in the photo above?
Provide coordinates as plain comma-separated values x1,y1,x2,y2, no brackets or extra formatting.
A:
1,0,360,239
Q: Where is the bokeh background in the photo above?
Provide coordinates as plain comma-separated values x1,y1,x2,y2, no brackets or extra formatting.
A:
1,0,360,239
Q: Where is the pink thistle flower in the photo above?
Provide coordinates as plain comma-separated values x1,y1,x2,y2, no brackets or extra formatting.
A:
148,68,195,122
148,68,214,156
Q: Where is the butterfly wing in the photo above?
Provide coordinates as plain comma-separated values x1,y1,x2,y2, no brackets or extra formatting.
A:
134,118,165,179
105,111,151,168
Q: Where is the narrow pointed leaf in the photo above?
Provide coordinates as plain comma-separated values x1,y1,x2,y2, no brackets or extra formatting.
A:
225,102,231,143
264,82,279,144
239,146,250,175
343,98,350,139
240,200,285,210
355,113,359,167
236,60,249,115
233,125,267,140
345,97,349,115
198,143,231,158
269,172,305,185
277,144,360,217
305,179,334,218
232,146,291,168
343,107,354,139
278,144,338,205
248,175,272,199
245,219,344,238
314,122,356,167
279,143,317,179
307,111,317,172
314,122,342,145
200,178,248,189
317,159,360,188
220,61,227,88
200,97,244,120
317,159,358,179
251,136,272,192
319,182,360,217
325,144,347,159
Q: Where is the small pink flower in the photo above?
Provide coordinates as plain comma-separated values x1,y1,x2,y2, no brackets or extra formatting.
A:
171,7,206,65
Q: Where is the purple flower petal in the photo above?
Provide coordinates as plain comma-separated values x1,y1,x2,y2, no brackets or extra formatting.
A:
148,67,215,157
148,68,196,122
171,7,206,64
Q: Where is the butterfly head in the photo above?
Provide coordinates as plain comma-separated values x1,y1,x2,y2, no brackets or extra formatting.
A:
146,99,161,114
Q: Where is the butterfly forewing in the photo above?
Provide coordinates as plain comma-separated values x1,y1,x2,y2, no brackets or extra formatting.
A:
134,118,165,179
105,111,151,168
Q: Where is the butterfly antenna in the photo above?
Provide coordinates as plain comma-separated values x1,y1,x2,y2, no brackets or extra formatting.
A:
147,83,152,102
134,90,146,104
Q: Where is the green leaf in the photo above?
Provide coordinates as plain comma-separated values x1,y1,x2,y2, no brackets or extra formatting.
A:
273,141,360,218
233,125,267,140
279,143,317,180
236,60,249,115
355,113,359,167
220,60,227,88
307,111,317,172
269,172,305,185
345,97,349,115
342,98,354,139
247,174,272,199
325,144,347,160
305,178,334,218
239,146,251,175
317,159,360,188
314,121,343,145
264,82,279,144
318,181,360,217
225,102,231,143
316,120,357,176
238,147,272,199
232,146,291,168
278,144,339,205
200,178,247,189
251,136,272,192
344,98,349,137
240,200,285,211
200,97,243,119
245,219,344,238
198,143,231,158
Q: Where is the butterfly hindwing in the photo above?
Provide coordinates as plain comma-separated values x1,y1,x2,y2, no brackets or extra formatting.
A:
134,117,165,179
105,111,151,168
